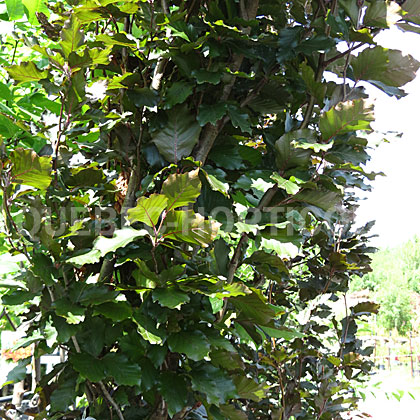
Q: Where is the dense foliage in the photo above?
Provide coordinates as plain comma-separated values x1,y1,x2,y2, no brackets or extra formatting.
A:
1,0,420,419
352,235,420,335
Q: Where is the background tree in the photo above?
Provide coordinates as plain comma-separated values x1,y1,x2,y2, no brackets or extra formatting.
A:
0,0,420,419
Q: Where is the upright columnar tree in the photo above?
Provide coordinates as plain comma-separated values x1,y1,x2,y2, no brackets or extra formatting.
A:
0,0,419,419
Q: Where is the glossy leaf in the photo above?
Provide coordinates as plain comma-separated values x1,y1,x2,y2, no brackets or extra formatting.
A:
275,129,315,170
152,287,190,309
161,169,201,210
319,100,374,141
162,210,219,247
127,194,168,228
67,227,148,265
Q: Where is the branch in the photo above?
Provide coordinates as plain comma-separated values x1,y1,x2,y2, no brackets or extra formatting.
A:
218,185,278,321
193,0,260,164
99,381,125,420
322,42,363,67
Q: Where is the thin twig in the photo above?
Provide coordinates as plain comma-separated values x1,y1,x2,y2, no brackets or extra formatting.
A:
99,381,125,420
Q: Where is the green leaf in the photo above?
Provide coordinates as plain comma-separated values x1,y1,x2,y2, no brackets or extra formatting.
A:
103,353,141,386
165,81,194,108
260,326,304,340
94,301,133,322
192,69,223,84
50,376,77,412
296,35,336,54
244,250,289,282
152,287,190,309
197,103,227,126
70,353,104,382
96,33,137,47
160,372,188,417
5,0,24,20
168,330,210,361
233,376,266,402
339,0,360,26
127,194,168,228
228,105,252,134
10,148,51,189
60,15,84,58
219,405,247,420
152,105,201,163
67,227,148,265
190,364,237,405
22,0,47,24
351,46,420,90
133,312,165,345
4,360,29,385
364,0,401,29
294,189,341,211
127,87,160,108
271,173,300,195
274,129,315,170
6,62,48,84
352,301,380,315
319,100,374,141
161,169,201,210
231,290,278,326
202,169,229,197
301,62,326,105
162,210,219,247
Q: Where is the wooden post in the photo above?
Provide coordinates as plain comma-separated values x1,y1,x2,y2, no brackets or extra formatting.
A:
410,332,414,378
12,380,25,407
388,333,391,370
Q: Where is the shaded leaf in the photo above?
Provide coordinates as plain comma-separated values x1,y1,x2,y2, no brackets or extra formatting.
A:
160,372,188,417
94,301,133,322
165,81,194,108
127,87,160,108
228,105,252,134
152,106,201,163
294,189,341,211
197,103,227,126
152,287,190,309
233,376,266,402
275,129,315,170
191,364,237,405
168,330,210,361
70,353,104,382
231,290,278,326
103,353,141,386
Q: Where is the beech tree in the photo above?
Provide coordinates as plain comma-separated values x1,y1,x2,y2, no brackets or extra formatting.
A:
0,0,419,419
